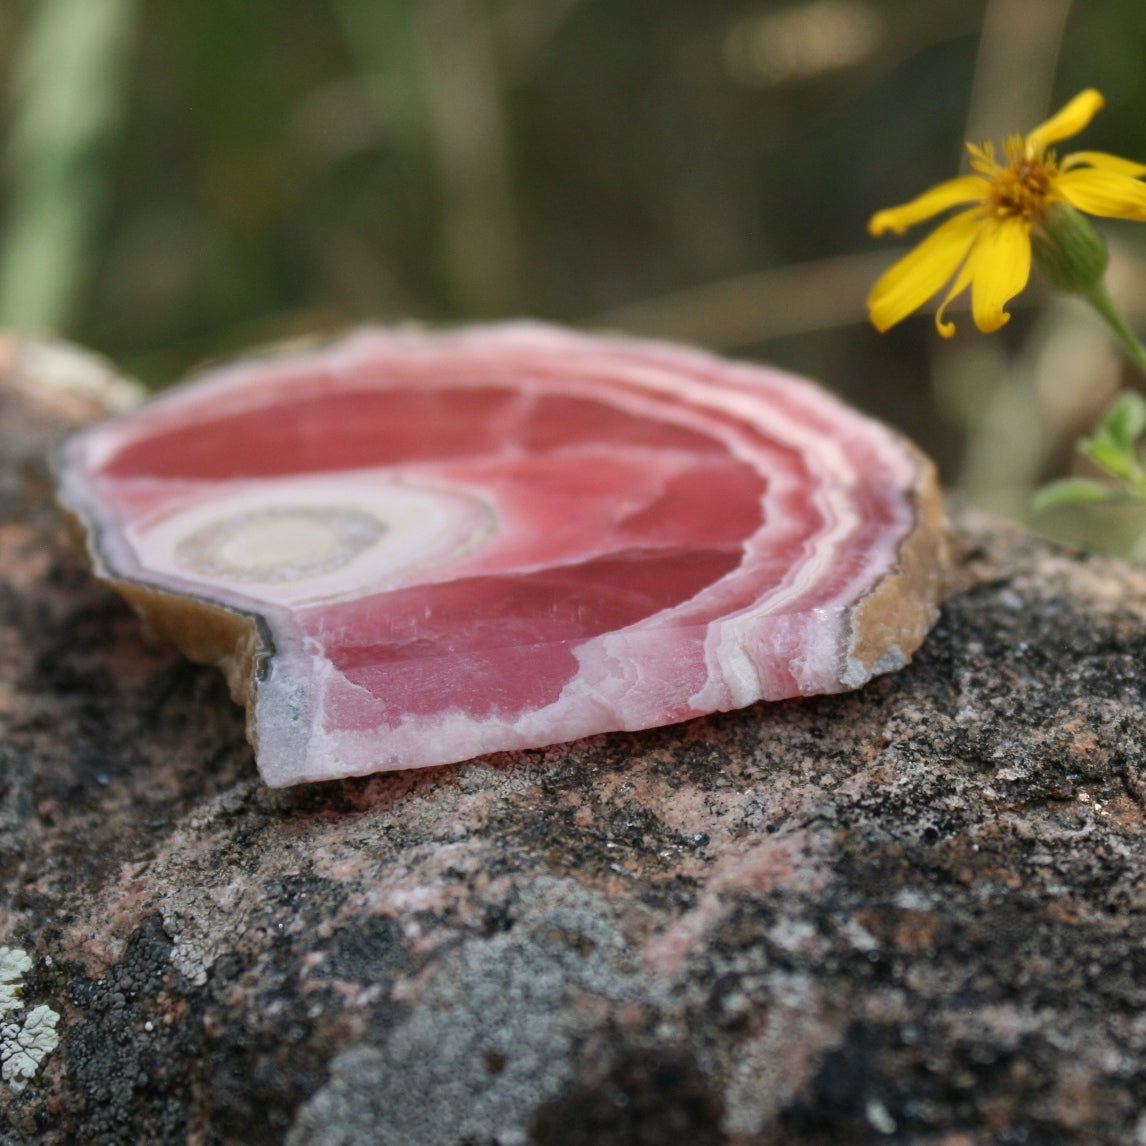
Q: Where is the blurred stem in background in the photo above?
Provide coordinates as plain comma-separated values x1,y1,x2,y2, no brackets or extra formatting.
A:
186,0,283,325
0,0,137,333
332,0,434,190
334,0,523,314
963,0,1071,146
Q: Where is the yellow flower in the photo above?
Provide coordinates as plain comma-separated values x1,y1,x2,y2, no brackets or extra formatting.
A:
867,90,1146,337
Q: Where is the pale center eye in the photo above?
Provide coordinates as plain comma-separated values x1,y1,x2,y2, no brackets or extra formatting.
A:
174,507,386,584
128,473,493,607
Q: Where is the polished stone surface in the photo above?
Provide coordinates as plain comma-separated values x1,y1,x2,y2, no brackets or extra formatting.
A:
57,324,947,784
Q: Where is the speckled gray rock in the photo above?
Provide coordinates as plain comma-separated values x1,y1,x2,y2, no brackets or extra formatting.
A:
2,338,1146,1146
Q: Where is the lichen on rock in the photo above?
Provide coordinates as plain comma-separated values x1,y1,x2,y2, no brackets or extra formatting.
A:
0,949,60,1095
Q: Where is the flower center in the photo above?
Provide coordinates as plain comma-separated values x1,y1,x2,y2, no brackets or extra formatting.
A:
984,136,1059,220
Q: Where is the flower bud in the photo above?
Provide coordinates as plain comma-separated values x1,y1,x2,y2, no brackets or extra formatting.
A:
1031,201,1110,294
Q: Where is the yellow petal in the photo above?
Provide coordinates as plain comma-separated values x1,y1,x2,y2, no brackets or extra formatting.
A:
967,216,1031,333
1026,90,1104,153
1061,150,1146,178
934,256,977,338
867,210,984,332
1055,168,1146,221
868,175,987,237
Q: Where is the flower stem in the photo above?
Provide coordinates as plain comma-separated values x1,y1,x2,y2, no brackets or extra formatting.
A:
1083,279,1146,376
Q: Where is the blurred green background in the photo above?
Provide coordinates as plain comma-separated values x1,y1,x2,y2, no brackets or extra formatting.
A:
4,0,1146,551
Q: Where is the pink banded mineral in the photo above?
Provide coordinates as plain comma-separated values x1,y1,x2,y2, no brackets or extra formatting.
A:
57,323,949,786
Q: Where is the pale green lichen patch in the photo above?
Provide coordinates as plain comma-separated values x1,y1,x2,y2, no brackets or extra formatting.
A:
0,946,60,1094
0,947,32,1011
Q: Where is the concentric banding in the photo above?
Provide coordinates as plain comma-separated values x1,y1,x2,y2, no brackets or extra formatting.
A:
56,322,949,786
120,473,493,608
174,506,386,584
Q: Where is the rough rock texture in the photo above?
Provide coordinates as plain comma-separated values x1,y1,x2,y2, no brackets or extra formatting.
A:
2,340,1146,1145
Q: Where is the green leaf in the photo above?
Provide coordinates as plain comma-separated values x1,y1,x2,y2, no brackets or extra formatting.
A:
1032,477,1134,512
0,0,139,332
1081,392,1146,481
1078,436,1140,482
1098,391,1146,452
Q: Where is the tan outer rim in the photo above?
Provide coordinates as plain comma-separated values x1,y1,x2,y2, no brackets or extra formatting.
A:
846,445,952,680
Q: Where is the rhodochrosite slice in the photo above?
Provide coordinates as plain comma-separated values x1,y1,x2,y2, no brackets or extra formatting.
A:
57,324,949,786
